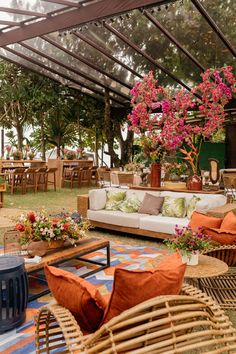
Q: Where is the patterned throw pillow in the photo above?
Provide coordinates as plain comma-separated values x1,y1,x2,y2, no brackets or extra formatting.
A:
162,196,186,218
187,195,201,219
105,190,126,211
119,194,141,213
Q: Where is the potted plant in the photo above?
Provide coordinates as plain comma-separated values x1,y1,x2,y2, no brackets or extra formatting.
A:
164,225,215,265
11,149,23,160
28,149,35,160
15,210,90,256
5,145,11,160
164,162,188,182
65,150,77,160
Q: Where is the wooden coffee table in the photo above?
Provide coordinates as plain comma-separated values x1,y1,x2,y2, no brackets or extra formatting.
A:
184,254,228,289
26,238,110,301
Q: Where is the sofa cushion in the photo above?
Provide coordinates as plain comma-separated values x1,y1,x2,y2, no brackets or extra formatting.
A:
162,196,186,218
102,252,186,324
87,209,146,228
139,214,188,234
105,190,126,211
195,195,226,213
203,227,236,245
138,193,164,215
118,194,141,213
189,211,223,229
126,189,161,202
187,195,201,219
89,189,107,210
221,211,236,230
44,264,107,333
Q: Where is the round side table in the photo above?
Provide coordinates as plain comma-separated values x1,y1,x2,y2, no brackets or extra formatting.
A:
184,254,228,289
0,256,28,334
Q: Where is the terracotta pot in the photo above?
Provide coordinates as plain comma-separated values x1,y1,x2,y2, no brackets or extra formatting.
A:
187,173,202,191
150,162,161,188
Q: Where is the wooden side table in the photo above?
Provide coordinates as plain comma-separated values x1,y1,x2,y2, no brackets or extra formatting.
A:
207,203,236,218
184,254,228,289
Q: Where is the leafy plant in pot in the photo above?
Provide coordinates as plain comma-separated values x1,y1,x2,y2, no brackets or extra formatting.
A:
164,225,216,265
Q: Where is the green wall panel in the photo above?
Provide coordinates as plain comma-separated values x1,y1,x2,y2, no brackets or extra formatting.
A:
199,142,225,170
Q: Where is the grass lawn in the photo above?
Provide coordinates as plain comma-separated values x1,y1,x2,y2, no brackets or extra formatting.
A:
3,186,92,213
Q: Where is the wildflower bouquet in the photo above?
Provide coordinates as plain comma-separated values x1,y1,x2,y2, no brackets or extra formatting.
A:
15,210,90,246
164,225,215,256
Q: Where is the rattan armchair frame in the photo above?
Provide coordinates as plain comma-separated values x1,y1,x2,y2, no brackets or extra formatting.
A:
200,244,236,309
35,284,236,354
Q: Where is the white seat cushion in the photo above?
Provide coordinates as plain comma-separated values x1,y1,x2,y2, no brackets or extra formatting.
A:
87,209,147,228
139,214,189,234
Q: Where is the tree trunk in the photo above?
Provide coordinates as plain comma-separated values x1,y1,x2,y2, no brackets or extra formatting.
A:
15,122,24,151
95,127,99,166
104,88,120,167
40,112,46,161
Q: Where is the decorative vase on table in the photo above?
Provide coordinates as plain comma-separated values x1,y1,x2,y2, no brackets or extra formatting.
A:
181,251,199,266
27,239,65,257
187,173,202,191
150,162,161,188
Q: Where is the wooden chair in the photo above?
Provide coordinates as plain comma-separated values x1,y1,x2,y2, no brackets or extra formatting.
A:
46,167,57,191
201,244,236,309
35,284,236,354
7,167,26,194
62,166,80,189
117,172,134,187
24,167,38,193
79,166,92,187
36,167,48,192
97,169,111,188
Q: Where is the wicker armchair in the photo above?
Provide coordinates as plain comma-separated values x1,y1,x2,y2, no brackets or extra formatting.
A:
35,284,236,353
201,244,236,309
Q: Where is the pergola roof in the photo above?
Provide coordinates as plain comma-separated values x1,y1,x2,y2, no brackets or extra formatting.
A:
0,0,235,110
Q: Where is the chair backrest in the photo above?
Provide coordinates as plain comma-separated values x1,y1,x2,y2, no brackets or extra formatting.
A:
47,167,57,173
117,172,134,186
97,169,111,183
13,167,26,174
209,158,220,184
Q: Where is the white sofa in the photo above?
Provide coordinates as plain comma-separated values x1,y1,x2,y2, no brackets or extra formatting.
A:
78,188,227,239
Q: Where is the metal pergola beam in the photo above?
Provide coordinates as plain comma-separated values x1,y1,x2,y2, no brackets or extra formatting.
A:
103,22,192,92
142,9,206,71
19,42,130,101
3,46,124,105
42,35,132,89
191,0,236,58
73,32,143,79
0,0,174,47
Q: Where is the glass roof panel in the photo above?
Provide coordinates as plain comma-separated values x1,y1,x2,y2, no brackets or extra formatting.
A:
23,36,130,98
201,0,236,48
109,8,201,88
2,0,65,13
150,0,235,78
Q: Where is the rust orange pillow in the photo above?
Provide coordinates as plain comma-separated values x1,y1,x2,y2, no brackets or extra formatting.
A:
221,211,236,231
189,211,222,229
102,252,186,324
203,227,236,245
44,264,107,333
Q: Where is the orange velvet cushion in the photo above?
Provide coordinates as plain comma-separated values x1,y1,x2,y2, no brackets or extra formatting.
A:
102,252,186,324
203,227,236,245
189,211,222,229
44,264,107,332
221,211,236,231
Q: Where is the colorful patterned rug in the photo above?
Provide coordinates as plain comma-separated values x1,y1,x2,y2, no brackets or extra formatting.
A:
0,241,169,354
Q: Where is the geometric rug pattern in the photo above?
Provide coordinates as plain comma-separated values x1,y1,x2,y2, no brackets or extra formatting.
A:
0,241,169,354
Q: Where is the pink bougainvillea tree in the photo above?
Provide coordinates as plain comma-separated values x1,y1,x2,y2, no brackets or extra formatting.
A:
128,66,236,172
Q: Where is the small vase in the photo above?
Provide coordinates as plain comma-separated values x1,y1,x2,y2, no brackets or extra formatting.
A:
181,251,199,266
150,162,161,188
187,173,202,191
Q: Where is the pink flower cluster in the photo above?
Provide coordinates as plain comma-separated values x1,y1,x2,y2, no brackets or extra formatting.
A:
129,66,236,157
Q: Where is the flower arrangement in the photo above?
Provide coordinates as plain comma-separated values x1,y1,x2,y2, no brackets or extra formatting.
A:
15,210,90,246
129,66,236,174
140,135,166,163
164,225,215,256
64,149,77,160
11,149,23,160
5,145,11,159
164,161,188,177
